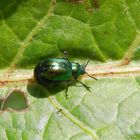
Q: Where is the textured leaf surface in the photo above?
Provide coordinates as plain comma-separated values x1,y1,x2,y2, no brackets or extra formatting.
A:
0,0,140,140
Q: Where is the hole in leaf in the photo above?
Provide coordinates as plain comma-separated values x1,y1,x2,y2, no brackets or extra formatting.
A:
0,90,28,111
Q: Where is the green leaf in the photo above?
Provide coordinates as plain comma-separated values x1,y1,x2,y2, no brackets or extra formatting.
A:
0,0,140,140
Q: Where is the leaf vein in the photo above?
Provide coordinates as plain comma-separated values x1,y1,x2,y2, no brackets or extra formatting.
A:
48,96,99,140
0,11,21,41
7,0,56,71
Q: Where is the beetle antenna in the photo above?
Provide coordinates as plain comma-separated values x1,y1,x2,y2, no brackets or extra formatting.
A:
85,72,97,80
84,59,97,80
84,59,90,68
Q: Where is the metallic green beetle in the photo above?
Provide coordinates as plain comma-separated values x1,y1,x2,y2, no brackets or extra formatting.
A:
34,55,97,98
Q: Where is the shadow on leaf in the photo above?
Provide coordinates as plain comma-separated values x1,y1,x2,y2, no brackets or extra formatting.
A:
0,0,27,19
27,81,76,98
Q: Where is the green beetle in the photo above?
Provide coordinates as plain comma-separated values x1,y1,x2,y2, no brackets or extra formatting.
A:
34,54,97,98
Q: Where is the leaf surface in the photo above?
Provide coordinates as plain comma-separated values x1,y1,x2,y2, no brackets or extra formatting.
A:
0,0,140,140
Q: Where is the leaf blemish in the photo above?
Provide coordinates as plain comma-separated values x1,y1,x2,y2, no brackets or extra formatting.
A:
93,0,99,9
86,7,94,14
65,0,85,4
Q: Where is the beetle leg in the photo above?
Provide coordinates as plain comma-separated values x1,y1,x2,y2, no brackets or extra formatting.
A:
57,108,63,114
65,80,70,99
74,77,91,91
63,51,68,58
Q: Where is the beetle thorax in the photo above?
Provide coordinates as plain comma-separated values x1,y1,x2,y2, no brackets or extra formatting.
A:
71,62,85,77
